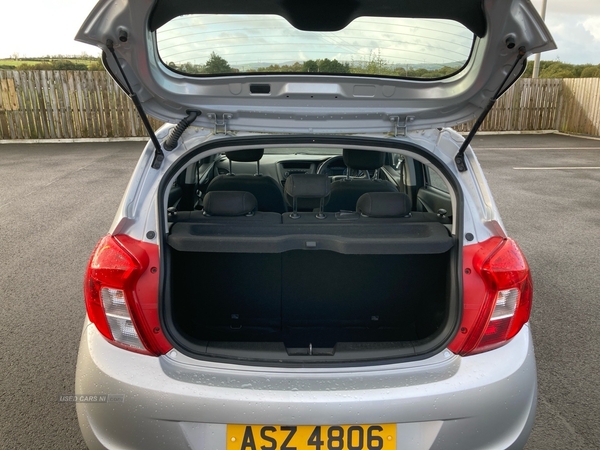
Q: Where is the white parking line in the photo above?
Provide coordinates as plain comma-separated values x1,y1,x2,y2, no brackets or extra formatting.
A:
513,167,600,170
475,147,600,151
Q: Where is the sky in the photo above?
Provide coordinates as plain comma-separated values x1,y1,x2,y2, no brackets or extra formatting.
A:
0,0,599,65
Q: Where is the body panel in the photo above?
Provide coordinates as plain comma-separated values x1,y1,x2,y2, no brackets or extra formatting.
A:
77,322,537,450
76,0,555,131
76,2,543,447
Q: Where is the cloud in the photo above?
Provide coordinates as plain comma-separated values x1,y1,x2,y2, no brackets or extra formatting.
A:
542,15,600,63
582,17,600,41
519,0,600,63
531,0,600,16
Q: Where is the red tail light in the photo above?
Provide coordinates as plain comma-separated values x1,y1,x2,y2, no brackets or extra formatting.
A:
449,237,533,356
84,235,172,356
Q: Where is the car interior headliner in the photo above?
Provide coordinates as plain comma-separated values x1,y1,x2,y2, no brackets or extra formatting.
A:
149,0,487,37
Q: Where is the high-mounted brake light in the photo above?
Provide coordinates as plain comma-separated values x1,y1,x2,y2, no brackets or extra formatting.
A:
449,237,533,356
84,235,171,355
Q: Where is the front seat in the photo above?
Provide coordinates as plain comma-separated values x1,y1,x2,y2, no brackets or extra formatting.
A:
324,149,398,212
205,149,287,213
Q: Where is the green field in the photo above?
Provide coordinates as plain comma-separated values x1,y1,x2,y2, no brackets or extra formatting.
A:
1,57,598,78
0,58,98,70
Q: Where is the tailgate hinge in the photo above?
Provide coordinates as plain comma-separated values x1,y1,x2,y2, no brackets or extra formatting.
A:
207,113,233,135
390,116,414,137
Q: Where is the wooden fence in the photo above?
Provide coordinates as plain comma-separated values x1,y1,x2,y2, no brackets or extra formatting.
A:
556,78,600,136
0,70,162,139
0,70,599,139
454,78,564,132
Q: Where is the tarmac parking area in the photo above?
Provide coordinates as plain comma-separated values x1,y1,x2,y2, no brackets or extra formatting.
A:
0,133,598,449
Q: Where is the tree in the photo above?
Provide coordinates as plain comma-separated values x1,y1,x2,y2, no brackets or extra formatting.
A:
257,64,282,72
180,62,199,73
421,66,458,78
363,50,389,74
581,65,600,78
538,62,576,78
14,60,88,71
15,62,45,70
204,52,232,74
317,58,350,73
52,60,88,70
302,60,319,72
288,62,304,72
522,60,600,79
88,58,104,71
348,50,396,76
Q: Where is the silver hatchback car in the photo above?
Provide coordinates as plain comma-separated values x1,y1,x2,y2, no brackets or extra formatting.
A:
75,1,554,449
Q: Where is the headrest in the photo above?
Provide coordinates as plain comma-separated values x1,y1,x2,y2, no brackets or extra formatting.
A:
203,191,257,216
343,149,386,170
284,174,331,209
225,149,264,162
285,174,331,198
356,192,412,218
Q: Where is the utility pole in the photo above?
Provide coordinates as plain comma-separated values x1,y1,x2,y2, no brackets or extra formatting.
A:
532,0,548,78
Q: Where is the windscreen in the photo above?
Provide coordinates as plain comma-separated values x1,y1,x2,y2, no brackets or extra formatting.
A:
156,14,474,79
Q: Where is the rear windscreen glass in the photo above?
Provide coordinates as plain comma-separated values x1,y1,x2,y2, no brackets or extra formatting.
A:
156,15,474,79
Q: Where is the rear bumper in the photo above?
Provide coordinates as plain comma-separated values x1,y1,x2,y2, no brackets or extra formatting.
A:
76,321,537,450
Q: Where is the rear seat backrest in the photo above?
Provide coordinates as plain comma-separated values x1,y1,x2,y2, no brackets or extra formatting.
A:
204,149,287,213
170,191,282,224
325,149,398,212
356,192,450,223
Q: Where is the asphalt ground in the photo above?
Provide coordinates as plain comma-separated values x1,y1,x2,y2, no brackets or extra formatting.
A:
471,134,600,450
0,134,598,449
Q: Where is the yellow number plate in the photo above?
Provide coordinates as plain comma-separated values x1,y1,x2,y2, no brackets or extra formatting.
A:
227,424,396,450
